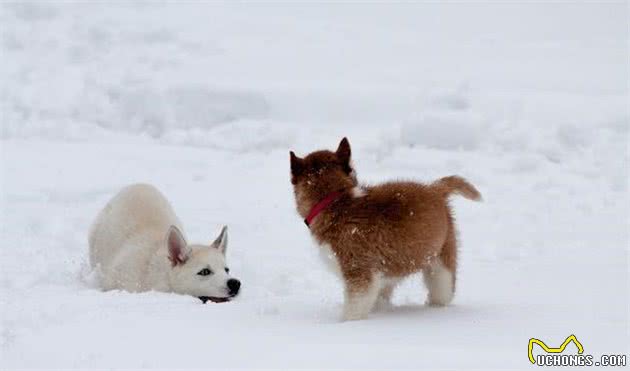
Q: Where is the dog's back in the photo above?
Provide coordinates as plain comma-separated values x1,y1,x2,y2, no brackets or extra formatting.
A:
313,180,462,277
89,183,183,291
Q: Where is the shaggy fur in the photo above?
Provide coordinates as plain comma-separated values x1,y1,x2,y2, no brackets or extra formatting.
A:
290,138,481,320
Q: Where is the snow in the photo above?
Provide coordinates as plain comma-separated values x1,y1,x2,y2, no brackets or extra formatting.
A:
1,2,628,369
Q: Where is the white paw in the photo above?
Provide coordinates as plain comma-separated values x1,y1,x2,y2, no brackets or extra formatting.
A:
374,297,393,311
342,310,369,321
426,291,453,306
342,301,372,321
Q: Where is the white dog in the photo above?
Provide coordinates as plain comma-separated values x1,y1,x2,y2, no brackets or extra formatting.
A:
89,183,240,303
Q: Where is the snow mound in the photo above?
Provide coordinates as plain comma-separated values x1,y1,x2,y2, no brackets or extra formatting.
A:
161,120,296,153
400,112,482,151
88,86,270,137
1,83,270,140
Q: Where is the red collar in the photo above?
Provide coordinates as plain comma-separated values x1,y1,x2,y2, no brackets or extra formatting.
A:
304,191,343,227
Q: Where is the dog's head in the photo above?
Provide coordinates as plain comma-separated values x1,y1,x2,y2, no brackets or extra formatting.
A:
165,225,241,303
289,137,357,217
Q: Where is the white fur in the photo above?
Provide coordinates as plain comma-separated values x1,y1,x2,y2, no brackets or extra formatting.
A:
318,243,398,319
351,186,366,198
89,183,237,300
317,242,342,277
349,168,358,185
343,272,383,321
375,277,401,310
422,258,454,306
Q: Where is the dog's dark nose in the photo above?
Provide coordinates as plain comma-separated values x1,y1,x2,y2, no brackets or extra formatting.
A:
227,279,241,295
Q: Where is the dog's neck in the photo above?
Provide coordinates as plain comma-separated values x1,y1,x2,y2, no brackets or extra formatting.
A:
295,184,367,228
304,191,344,227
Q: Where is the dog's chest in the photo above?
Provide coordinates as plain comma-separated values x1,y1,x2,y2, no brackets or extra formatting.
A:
317,242,342,277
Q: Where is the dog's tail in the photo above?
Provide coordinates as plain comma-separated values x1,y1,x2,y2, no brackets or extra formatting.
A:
433,175,482,201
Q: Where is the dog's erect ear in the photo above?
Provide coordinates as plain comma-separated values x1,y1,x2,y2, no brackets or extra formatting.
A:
167,226,190,267
336,137,352,173
211,225,228,255
290,151,304,181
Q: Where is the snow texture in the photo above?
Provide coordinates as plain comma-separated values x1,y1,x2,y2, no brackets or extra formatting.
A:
1,2,628,369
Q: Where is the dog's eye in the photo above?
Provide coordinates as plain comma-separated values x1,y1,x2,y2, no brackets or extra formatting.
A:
197,268,212,276
224,267,230,273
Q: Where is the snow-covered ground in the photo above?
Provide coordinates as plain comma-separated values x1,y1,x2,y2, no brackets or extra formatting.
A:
1,2,628,369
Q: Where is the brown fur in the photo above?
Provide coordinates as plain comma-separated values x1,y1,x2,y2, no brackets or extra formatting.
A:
290,138,481,319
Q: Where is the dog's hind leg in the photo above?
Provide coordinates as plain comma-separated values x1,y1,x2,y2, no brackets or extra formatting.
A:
375,278,400,311
343,272,382,321
423,217,457,306
423,257,454,306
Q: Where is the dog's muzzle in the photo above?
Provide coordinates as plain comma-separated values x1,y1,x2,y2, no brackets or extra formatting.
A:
199,279,241,304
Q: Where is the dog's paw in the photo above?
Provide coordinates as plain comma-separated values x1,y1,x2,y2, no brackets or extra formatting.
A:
425,295,452,307
373,298,394,312
342,305,371,321
342,311,369,321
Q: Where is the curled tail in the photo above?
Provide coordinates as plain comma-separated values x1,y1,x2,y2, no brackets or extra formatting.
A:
434,175,482,201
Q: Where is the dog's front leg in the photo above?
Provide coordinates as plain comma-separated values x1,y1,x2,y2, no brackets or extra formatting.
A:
342,272,382,321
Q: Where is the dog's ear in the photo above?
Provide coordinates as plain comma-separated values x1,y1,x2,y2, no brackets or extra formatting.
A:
211,225,228,255
290,151,304,183
167,226,190,266
336,137,352,174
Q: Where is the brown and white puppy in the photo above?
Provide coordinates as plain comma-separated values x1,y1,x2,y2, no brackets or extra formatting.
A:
290,138,481,320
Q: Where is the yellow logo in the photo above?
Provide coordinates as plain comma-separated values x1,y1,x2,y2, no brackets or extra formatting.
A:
528,334,584,364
